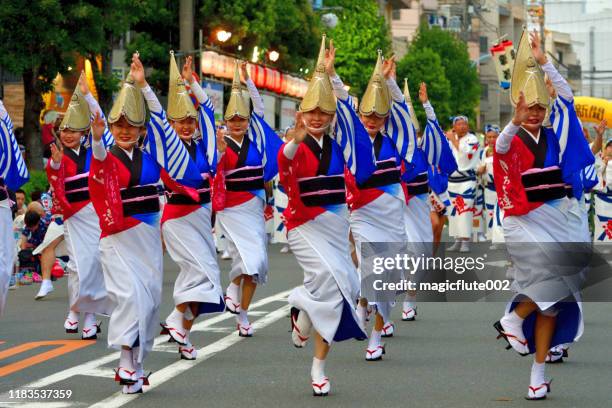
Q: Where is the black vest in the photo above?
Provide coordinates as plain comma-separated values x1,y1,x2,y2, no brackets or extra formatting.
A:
110,146,160,217
298,135,346,207
165,141,211,205
224,136,264,192
517,128,566,203
357,133,401,189
405,172,429,196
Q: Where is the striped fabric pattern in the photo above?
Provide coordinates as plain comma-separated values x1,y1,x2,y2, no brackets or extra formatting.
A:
549,95,596,180
0,106,29,190
197,97,217,172
549,95,573,160
334,96,376,185
145,109,193,181
247,112,283,182
582,163,598,190
385,99,417,166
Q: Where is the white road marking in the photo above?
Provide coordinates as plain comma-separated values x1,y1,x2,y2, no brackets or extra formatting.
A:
0,289,292,407
195,327,234,334
90,304,291,408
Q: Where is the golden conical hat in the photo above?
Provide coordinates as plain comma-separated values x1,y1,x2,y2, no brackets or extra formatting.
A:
359,50,390,117
108,73,146,127
167,51,197,121
224,62,250,120
299,35,336,115
403,78,420,132
59,85,91,132
510,29,550,108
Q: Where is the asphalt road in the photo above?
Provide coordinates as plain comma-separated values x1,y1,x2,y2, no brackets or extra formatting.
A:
1,244,611,408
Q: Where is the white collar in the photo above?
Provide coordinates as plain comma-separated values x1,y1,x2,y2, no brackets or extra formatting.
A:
70,146,80,155
308,134,324,148
521,127,541,143
120,146,134,160
228,136,244,148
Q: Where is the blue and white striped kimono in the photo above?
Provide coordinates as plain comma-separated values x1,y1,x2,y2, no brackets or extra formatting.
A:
349,94,416,323
504,93,594,354
448,132,481,239
593,159,612,242
0,101,29,315
287,95,375,344
550,96,598,243
152,87,226,316
403,112,455,247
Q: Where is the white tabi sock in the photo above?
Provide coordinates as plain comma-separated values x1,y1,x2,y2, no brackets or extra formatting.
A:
167,308,184,325
311,357,326,381
356,304,367,327
368,329,382,349
403,294,416,310
67,310,79,322
119,349,134,370
502,310,524,327
183,307,194,321
530,361,546,386
238,309,249,326
227,282,240,298
83,312,96,327
132,347,143,376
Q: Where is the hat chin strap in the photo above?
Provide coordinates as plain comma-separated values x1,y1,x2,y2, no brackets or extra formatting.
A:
303,120,330,135
116,139,139,148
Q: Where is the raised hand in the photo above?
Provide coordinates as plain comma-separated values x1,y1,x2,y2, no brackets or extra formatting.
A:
78,71,90,95
182,55,194,84
418,82,428,104
292,112,307,144
216,127,227,153
91,111,105,142
382,55,396,80
240,61,250,82
512,91,529,126
130,52,147,87
595,119,608,138
50,142,63,164
529,30,547,65
545,76,556,99
324,40,336,77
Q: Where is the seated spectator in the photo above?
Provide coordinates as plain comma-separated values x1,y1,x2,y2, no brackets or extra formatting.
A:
15,189,27,216
21,202,51,251
30,189,43,203
20,201,64,299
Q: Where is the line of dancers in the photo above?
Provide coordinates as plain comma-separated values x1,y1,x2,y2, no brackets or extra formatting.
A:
0,29,599,400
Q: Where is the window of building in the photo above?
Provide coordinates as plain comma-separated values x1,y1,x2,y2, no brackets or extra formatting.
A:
481,83,488,101
392,9,401,20
480,36,488,54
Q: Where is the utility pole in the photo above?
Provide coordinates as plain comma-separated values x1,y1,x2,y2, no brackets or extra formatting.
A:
590,26,595,96
540,0,545,53
179,0,194,54
463,0,470,42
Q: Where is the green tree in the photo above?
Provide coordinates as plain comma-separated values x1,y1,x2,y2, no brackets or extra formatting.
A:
125,1,176,95
408,24,480,122
0,1,142,170
324,0,392,96
397,47,452,129
199,0,320,72
93,0,161,111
